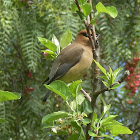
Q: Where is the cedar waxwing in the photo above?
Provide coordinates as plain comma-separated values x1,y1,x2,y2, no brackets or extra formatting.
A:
42,29,93,103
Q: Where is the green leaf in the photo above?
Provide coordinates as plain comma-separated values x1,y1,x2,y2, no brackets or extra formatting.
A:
42,111,68,124
60,29,72,48
106,6,118,18
45,80,70,101
93,59,107,76
109,66,114,84
38,37,57,52
67,134,79,140
81,3,92,16
52,34,60,54
102,81,109,88
71,121,86,140
70,100,76,110
78,0,86,5
0,118,6,123
92,111,97,122
111,83,120,89
103,104,111,114
103,120,123,129
71,121,81,131
97,105,111,125
99,76,109,80
88,131,97,137
79,125,86,140
101,115,118,125
113,67,123,79
96,2,118,18
110,125,133,136
77,94,85,105
42,50,57,60
71,3,78,12
82,118,91,125
0,90,21,102
83,99,92,113
69,80,82,98
100,134,115,140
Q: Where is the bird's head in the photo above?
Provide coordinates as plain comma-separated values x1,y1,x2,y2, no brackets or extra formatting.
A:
75,29,92,46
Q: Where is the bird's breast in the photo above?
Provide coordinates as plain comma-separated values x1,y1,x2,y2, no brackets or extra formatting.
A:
59,47,93,83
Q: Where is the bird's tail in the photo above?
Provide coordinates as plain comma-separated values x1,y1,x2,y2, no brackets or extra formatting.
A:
42,90,51,104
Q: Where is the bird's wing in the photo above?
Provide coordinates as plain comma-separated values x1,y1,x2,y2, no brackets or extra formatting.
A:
47,44,84,84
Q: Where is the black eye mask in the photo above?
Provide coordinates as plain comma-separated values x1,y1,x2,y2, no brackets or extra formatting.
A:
81,32,89,37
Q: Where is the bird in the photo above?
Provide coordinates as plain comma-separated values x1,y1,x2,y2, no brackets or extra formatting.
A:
42,29,93,103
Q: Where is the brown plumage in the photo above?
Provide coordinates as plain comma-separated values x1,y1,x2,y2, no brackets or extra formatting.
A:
42,29,93,103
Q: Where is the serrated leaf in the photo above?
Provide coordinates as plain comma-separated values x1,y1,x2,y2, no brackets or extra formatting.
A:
93,59,107,76
81,3,92,16
96,2,118,18
45,80,70,101
110,125,133,136
38,37,57,52
60,29,72,48
42,111,68,123
0,90,21,102
88,131,97,137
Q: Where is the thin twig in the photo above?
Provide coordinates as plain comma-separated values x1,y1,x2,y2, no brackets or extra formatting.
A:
75,0,81,11
74,0,97,57
81,88,91,102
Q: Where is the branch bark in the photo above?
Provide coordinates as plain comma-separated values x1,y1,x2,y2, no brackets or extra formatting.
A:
74,1,99,140
74,1,130,140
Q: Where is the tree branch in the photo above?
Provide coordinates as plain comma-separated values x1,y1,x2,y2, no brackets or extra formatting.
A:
74,1,100,140
75,1,131,140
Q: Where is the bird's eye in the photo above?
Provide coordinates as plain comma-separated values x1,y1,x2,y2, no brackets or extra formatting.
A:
81,33,88,37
